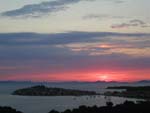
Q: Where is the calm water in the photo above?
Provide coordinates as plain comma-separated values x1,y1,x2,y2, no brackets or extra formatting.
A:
0,82,147,113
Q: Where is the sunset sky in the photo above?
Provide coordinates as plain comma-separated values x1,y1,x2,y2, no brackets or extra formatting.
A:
0,0,150,82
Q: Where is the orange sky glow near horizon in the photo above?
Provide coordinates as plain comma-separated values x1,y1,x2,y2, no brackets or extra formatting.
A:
1,68,150,82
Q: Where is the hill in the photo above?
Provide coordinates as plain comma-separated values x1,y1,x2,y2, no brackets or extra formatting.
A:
12,85,98,96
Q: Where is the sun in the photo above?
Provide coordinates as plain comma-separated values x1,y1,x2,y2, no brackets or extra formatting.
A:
98,44,113,49
99,75,109,81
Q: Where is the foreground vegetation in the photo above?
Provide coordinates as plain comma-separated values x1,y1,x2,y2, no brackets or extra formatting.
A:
12,85,98,96
49,101,150,113
0,106,23,113
105,86,150,99
1,101,150,113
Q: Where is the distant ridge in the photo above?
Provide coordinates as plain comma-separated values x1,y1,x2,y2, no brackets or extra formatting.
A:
0,80,150,84
0,80,127,84
135,80,150,84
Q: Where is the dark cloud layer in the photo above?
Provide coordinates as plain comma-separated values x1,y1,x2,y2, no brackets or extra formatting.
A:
0,31,150,61
0,32,149,46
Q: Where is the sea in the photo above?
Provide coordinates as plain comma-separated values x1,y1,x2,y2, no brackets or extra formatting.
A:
0,81,149,113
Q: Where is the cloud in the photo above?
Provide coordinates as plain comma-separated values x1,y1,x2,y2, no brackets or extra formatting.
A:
83,14,126,20
0,0,125,18
1,0,94,18
111,19,150,29
104,0,125,4
113,0,124,4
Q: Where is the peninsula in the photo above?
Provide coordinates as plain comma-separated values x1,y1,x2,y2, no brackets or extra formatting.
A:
12,85,98,96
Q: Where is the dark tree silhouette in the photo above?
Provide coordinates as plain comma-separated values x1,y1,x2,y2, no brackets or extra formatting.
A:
48,101,150,113
106,102,113,107
49,110,59,113
0,106,23,113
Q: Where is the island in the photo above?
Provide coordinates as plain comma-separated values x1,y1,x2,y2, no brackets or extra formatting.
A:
12,85,98,96
105,86,150,99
